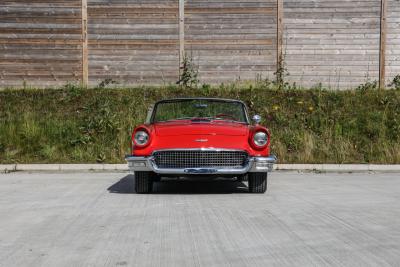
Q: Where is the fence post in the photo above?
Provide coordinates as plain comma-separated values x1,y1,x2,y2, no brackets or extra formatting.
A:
179,0,185,77
276,0,283,83
379,0,387,90
81,0,89,87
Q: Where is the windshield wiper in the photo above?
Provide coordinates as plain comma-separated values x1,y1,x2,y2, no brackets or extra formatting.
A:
211,117,241,123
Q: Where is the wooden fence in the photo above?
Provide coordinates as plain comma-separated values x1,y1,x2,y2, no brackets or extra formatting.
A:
0,0,399,89
0,1,83,87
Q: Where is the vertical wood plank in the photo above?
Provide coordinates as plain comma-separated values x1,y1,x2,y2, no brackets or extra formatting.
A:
81,0,88,87
179,0,185,76
379,0,387,89
276,0,283,81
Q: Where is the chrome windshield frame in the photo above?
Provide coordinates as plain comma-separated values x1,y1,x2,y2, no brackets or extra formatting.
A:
149,98,250,124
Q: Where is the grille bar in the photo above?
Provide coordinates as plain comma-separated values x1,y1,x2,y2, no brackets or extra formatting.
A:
153,150,248,169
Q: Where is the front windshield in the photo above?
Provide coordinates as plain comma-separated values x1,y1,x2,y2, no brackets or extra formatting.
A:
152,99,248,123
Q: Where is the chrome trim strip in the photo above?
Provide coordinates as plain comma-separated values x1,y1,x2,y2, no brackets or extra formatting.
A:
151,148,247,154
184,168,218,174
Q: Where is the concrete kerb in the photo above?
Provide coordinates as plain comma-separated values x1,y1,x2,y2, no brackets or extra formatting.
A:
1,164,400,173
0,164,128,172
275,164,400,172
0,164,17,173
368,164,400,172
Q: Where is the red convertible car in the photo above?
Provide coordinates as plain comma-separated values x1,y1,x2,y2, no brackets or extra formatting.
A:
126,98,276,193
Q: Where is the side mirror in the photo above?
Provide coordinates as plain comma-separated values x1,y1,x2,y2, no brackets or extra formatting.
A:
252,114,261,124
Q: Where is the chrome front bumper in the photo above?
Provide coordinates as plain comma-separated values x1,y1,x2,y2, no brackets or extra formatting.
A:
125,154,277,174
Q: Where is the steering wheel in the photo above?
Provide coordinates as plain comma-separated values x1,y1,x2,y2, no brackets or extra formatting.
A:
215,113,236,121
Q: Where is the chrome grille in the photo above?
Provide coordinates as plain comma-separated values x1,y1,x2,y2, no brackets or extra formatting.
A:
153,150,248,169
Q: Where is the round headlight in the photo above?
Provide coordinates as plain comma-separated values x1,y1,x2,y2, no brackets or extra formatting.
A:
253,131,268,147
134,130,149,146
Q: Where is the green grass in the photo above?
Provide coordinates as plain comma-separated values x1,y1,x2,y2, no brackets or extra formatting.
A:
1,84,400,164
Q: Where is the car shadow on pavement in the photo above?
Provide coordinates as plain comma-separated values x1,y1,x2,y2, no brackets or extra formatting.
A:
108,175,249,194
107,175,135,194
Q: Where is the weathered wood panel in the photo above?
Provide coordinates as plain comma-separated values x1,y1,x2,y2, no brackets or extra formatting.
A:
0,0,396,89
87,0,179,86
387,0,400,85
0,1,82,87
283,0,381,89
184,0,277,84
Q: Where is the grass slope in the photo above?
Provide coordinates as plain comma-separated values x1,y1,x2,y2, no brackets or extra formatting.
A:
1,85,400,164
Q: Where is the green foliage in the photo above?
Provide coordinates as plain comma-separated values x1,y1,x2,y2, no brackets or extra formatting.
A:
177,54,199,88
274,61,290,90
389,75,400,90
97,78,118,89
64,83,84,97
356,80,378,92
1,86,400,164
0,141,4,153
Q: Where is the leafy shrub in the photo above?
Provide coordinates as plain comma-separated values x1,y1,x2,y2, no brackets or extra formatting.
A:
97,78,118,89
177,54,199,88
356,80,378,92
389,75,400,90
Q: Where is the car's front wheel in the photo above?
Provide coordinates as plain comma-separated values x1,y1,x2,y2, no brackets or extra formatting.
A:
248,173,267,193
134,171,154,193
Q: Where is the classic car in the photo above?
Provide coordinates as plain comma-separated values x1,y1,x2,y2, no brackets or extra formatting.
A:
126,98,277,193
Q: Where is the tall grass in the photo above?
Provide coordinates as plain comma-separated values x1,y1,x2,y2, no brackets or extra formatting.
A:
0,85,399,164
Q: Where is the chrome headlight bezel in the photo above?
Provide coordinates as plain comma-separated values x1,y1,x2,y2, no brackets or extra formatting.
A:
134,130,149,146
253,131,268,147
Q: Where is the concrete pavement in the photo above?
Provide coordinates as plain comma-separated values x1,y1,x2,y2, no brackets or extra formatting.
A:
0,172,399,266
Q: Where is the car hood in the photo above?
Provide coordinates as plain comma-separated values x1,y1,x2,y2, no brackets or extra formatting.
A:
154,121,248,136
